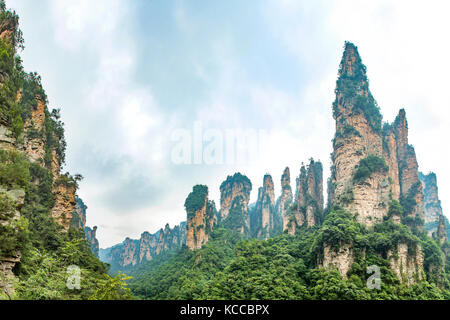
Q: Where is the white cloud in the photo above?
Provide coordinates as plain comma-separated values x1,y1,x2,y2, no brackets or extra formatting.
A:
10,0,450,247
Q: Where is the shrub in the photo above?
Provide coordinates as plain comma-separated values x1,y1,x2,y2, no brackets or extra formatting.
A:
353,155,388,183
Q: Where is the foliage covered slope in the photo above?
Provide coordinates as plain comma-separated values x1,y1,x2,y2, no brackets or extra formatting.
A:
129,204,450,300
0,1,131,300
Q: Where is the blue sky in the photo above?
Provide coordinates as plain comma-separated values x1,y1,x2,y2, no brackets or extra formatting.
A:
9,0,450,247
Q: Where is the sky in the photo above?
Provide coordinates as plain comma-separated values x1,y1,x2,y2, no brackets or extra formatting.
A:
8,0,450,248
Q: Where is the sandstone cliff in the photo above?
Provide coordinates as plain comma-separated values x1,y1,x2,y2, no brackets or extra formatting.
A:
185,185,217,250
99,222,187,270
72,197,87,230
250,174,282,239
0,6,81,293
219,173,252,234
84,226,99,257
324,42,424,281
285,159,323,234
420,172,446,234
276,167,293,232
436,214,447,245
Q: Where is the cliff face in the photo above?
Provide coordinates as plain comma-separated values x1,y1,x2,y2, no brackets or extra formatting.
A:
420,172,444,233
0,188,25,296
325,42,424,281
330,42,389,227
436,215,447,245
393,110,424,227
21,97,46,163
84,226,99,257
0,7,81,293
219,173,252,234
251,174,282,239
72,197,87,230
387,243,424,285
50,180,76,230
185,185,217,250
276,167,293,232
99,222,187,270
286,159,323,234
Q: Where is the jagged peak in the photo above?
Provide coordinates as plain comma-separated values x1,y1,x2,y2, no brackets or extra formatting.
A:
281,167,290,187
419,171,437,183
394,108,408,129
220,172,252,190
338,41,367,79
263,174,273,186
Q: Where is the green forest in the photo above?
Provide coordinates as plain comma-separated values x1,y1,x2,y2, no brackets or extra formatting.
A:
128,204,450,300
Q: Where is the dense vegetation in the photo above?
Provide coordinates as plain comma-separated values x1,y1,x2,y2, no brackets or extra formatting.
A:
128,204,450,300
353,155,389,184
184,185,208,219
219,172,252,194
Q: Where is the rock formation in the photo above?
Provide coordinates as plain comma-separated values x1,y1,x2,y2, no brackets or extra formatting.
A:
50,178,76,230
99,222,187,270
219,173,252,234
436,214,447,245
185,185,217,250
420,172,446,234
251,174,281,239
72,197,87,230
0,188,25,297
393,110,424,228
285,159,323,234
21,97,46,163
387,243,424,285
324,42,424,281
84,226,99,257
0,6,82,293
276,167,293,232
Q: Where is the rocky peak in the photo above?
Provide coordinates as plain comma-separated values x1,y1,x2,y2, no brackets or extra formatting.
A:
262,174,275,201
339,42,367,79
100,222,187,270
306,160,324,209
281,167,290,188
276,167,293,231
219,173,252,234
393,109,408,155
84,226,99,257
251,174,280,239
286,159,324,234
436,214,447,245
72,197,87,230
420,172,443,234
219,173,252,220
391,109,424,226
324,42,424,282
185,185,216,250
0,2,21,49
